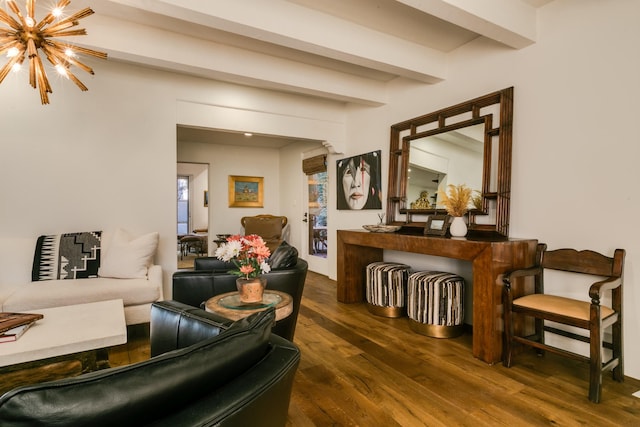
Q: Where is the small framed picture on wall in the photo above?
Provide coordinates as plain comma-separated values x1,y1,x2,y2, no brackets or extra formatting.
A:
228,175,264,208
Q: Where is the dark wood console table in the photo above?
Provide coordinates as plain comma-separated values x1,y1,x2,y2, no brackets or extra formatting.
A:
337,229,537,364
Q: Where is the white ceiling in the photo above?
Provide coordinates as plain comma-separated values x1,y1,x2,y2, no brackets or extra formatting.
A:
75,0,553,145
176,126,308,148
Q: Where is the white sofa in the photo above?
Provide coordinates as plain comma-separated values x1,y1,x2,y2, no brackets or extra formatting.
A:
0,230,163,326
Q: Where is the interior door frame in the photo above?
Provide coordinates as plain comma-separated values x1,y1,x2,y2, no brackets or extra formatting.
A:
301,156,328,276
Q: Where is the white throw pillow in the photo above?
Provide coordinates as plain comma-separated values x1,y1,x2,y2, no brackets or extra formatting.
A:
98,229,159,279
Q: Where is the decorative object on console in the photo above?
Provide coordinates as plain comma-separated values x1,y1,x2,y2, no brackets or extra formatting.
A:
449,216,467,238
362,224,401,233
215,234,271,303
32,231,101,281
424,214,450,236
98,229,159,279
472,190,483,211
438,184,472,217
0,0,107,105
410,190,432,209
438,184,472,237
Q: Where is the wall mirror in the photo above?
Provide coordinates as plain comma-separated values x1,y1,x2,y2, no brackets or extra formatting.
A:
386,87,513,237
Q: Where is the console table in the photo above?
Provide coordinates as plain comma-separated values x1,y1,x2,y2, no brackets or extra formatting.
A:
337,229,537,364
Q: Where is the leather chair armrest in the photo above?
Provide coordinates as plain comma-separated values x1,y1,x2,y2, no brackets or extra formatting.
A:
150,300,233,356
194,257,234,272
150,334,301,427
172,270,217,308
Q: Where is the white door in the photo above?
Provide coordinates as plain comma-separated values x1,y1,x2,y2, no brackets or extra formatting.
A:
301,171,328,275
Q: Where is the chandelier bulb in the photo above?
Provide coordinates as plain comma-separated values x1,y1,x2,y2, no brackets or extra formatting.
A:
55,64,67,76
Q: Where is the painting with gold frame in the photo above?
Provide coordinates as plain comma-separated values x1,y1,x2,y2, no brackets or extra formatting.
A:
228,175,264,207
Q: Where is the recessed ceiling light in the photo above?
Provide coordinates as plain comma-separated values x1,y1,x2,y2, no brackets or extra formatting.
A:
244,132,253,137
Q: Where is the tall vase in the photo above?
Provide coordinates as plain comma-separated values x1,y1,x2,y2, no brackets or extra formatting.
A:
236,277,266,303
449,216,468,237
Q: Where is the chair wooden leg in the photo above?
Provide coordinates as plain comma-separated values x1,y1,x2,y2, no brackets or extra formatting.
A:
589,322,603,403
503,292,513,367
535,317,545,356
612,319,624,382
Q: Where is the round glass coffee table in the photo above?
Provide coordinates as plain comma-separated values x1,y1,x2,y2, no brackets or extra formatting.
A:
204,290,293,321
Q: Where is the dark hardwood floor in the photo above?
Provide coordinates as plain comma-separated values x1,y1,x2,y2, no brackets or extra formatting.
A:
109,271,640,426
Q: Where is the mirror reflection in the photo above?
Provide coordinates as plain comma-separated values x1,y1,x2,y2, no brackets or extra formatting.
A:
407,123,484,209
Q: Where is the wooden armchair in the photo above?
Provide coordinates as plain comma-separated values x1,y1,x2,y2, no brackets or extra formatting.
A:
241,214,288,253
502,244,625,403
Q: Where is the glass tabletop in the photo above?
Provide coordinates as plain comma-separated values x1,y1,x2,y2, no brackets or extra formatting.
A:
218,292,282,310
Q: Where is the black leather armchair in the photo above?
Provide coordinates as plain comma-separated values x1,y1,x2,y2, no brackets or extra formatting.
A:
0,301,300,427
172,243,308,341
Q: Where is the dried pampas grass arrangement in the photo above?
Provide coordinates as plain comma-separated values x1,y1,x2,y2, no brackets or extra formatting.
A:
472,190,483,211
438,184,472,217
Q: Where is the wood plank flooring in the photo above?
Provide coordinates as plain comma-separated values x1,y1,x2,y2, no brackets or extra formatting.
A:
108,271,640,426
287,272,640,426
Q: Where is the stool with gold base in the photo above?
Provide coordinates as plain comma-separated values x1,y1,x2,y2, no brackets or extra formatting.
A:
365,262,411,318
407,271,464,338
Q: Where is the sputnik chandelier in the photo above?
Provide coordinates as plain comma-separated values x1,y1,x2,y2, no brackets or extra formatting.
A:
0,0,107,104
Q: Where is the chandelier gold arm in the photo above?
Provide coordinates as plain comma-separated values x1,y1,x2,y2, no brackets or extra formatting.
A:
45,29,87,38
0,51,22,83
54,43,107,59
26,0,34,19
42,42,94,77
34,54,51,104
6,2,27,28
0,8,21,29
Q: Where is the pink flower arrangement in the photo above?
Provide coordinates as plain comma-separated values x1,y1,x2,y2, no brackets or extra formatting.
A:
214,234,271,279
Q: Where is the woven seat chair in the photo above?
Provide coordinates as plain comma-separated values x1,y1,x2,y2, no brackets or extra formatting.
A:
502,243,625,403
241,214,288,253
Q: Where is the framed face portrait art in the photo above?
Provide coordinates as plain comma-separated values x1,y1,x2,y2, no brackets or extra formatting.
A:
336,150,382,210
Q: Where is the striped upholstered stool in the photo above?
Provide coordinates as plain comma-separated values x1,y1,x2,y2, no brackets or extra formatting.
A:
365,262,411,318
407,271,464,338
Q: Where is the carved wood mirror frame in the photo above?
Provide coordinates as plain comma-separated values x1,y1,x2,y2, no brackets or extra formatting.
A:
386,87,513,237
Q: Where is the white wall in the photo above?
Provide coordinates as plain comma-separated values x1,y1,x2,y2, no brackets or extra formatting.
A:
177,140,324,257
0,59,345,301
177,141,282,241
0,61,176,291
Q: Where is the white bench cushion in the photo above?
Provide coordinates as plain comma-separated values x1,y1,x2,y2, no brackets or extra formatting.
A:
2,277,160,313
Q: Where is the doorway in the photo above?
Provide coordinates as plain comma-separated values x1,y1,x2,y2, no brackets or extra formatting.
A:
302,153,328,275
177,162,209,269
